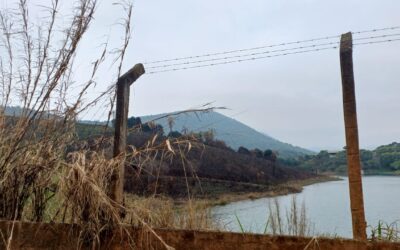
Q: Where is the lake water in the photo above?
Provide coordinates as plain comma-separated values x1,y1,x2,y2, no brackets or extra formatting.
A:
212,176,400,238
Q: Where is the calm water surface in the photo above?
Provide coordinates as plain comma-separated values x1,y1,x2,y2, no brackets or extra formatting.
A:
212,176,400,238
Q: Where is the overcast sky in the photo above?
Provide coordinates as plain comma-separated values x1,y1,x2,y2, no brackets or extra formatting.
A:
2,0,400,151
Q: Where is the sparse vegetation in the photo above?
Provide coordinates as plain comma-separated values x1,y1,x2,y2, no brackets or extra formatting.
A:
234,196,314,237
369,221,400,242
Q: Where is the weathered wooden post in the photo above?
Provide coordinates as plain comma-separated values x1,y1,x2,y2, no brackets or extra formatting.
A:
111,63,145,210
339,32,367,240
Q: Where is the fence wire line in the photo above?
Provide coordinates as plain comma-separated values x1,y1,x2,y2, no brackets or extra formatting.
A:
354,37,400,46
146,37,400,74
143,26,400,65
148,46,339,74
146,33,400,70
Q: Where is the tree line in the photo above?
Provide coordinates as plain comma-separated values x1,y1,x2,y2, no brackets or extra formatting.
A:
281,142,400,175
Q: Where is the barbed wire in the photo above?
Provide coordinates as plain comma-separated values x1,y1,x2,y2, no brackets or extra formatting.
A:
353,32,400,41
146,42,340,70
143,26,400,65
146,33,400,70
352,26,400,34
147,46,339,74
354,37,400,46
146,37,400,74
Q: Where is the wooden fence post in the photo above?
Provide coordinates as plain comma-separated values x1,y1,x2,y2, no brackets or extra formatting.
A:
111,63,145,210
339,32,367,240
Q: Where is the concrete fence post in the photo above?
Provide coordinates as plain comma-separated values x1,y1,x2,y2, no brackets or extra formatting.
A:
339,32,367,241
111,63,145,212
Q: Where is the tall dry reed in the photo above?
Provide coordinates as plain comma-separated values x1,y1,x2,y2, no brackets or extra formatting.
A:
0,0,138,248
0,2,215,249
267,196,313,236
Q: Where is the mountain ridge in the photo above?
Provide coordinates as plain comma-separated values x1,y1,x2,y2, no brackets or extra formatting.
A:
140,111,314,158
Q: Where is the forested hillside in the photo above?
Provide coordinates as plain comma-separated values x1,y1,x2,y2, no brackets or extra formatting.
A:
284,142,400,175
140,111,313,158
73,116,316,197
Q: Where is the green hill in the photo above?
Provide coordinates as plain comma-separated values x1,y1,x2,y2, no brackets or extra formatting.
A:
293,142,400,175
140,111,313,158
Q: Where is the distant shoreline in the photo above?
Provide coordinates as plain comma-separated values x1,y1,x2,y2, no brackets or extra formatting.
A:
320,171,400,177
196,175,340,207
363,171,400,176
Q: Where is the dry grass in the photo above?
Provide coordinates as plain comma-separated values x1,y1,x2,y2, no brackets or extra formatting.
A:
125,195,218,231
0,0,206,248
0,1,216,248
0,0,100,222
266,196,313,236
58,151,124,247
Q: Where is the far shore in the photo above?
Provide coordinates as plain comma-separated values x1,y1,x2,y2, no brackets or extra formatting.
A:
318,171,400,177
193,175,341,207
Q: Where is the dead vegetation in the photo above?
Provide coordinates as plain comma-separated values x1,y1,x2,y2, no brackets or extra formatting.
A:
267,197,313,237
125,195,217,230
0,0,101,222
0,1,217,249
